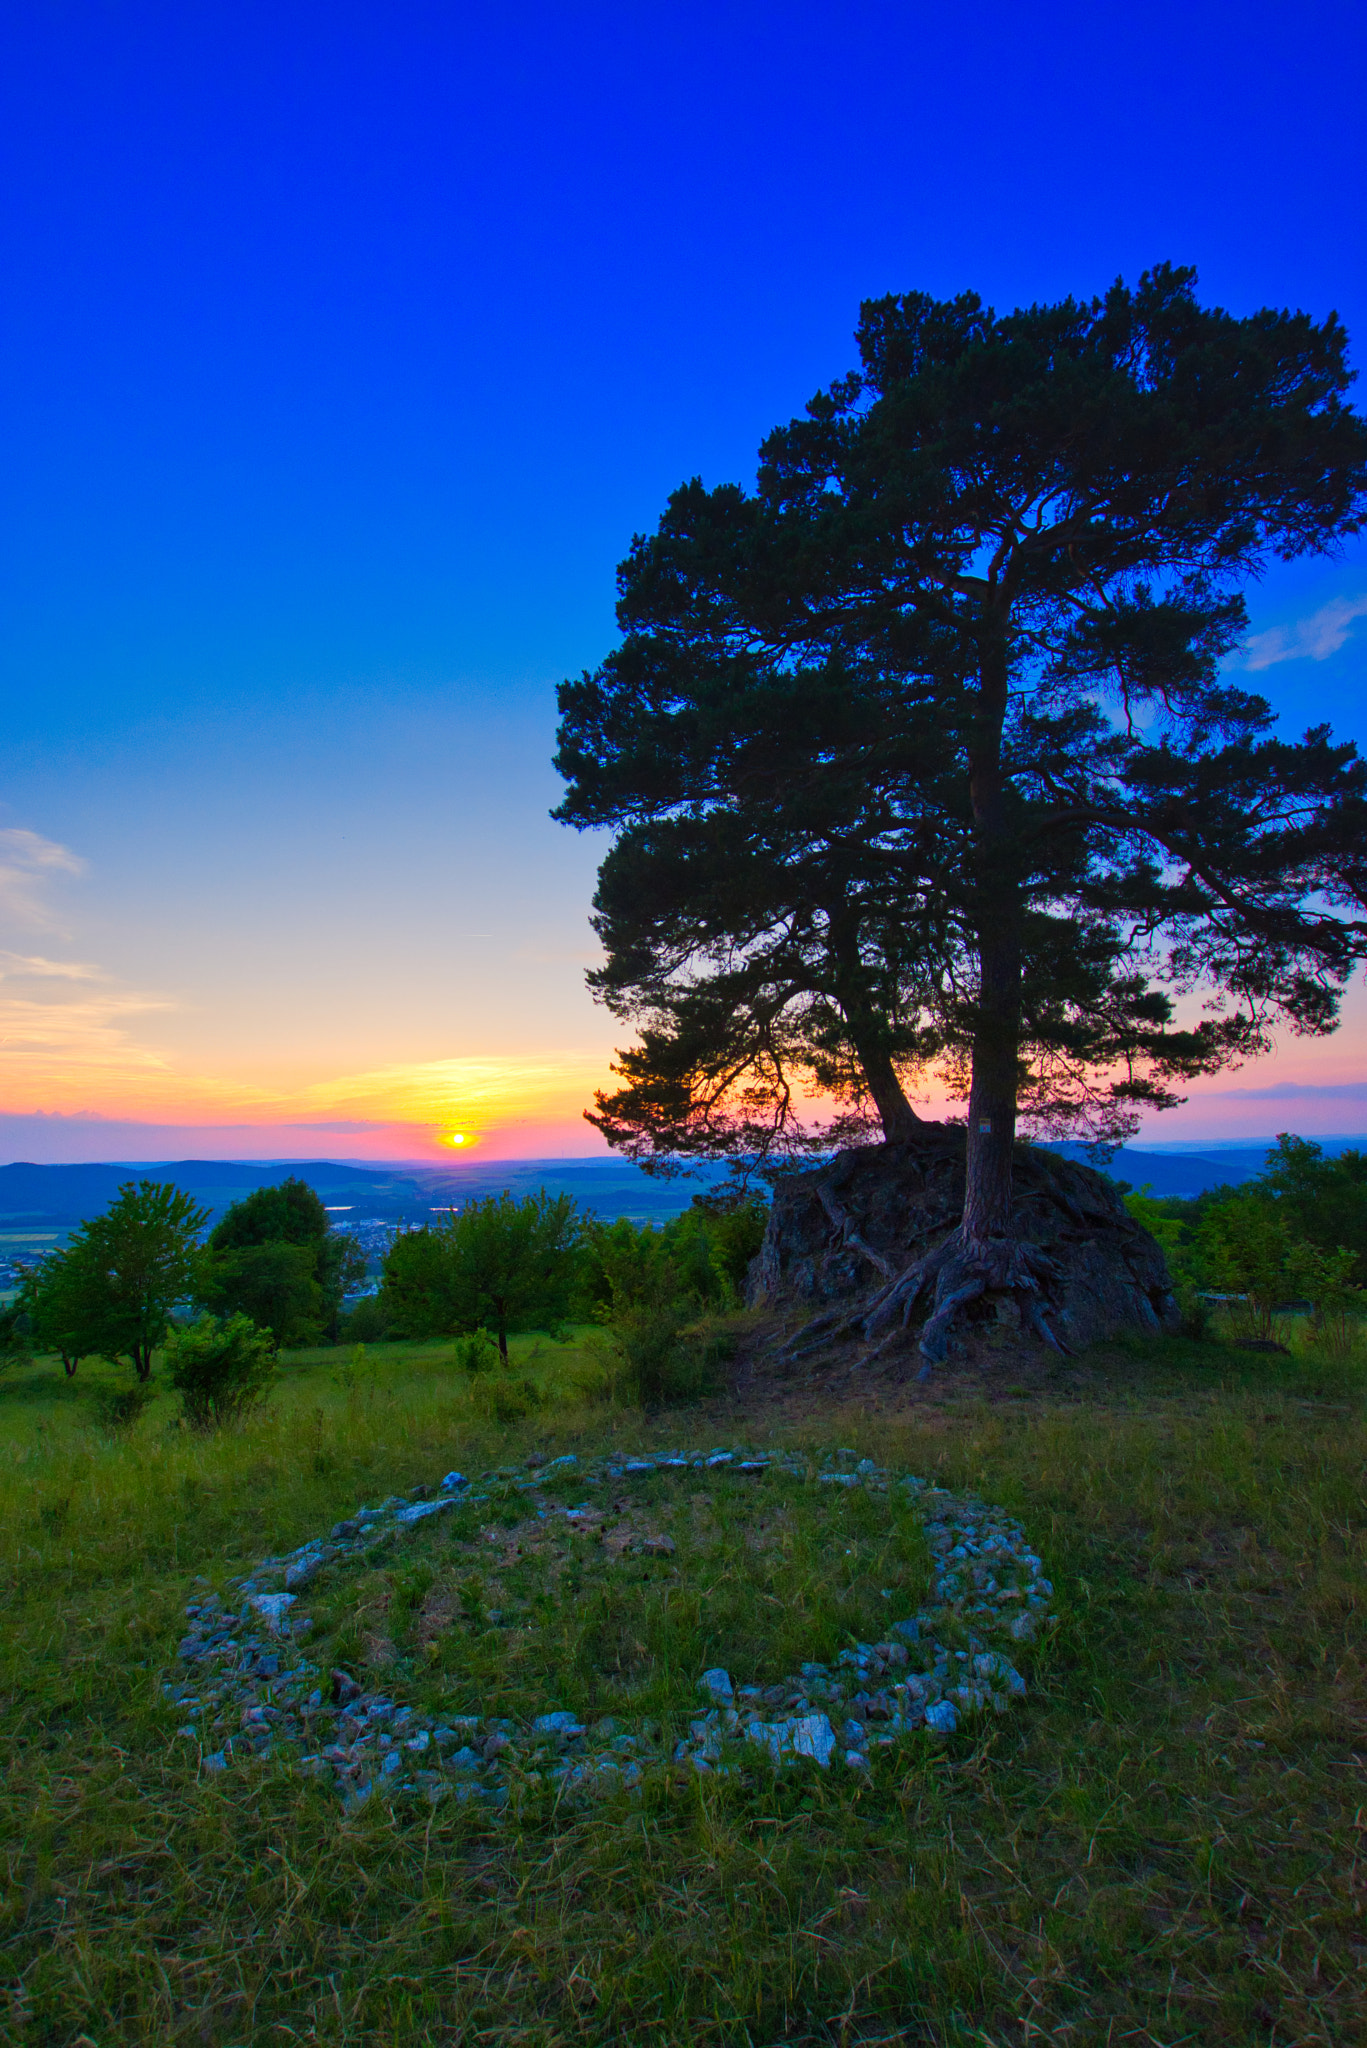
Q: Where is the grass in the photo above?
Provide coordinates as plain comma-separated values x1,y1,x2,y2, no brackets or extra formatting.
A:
0,1326,1364,2044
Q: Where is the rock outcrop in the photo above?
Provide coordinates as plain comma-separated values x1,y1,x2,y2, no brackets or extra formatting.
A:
749,1128,1178,1364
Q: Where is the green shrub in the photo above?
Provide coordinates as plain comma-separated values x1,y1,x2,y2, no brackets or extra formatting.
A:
455,1331,500,1375
341,1294,390,1343
162,1312,278,1431
92,1383,156,1432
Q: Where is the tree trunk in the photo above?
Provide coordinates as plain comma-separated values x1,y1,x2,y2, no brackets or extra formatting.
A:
831,912,924,1143
62,1352,77,1377
962,620,1021,1247
494,1302,509,1367
962,915,1021,1244
853,1034,923,1144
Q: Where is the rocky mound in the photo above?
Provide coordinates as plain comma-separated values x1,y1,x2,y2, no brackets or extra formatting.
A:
749,1129,1178,1367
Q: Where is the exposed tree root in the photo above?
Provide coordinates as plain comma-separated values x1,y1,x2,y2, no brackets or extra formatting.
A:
759,1134,1177,1374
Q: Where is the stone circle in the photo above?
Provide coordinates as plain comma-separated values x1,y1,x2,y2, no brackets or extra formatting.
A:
164,1444,1055,1812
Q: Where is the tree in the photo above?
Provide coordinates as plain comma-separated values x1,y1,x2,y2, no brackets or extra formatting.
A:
199,1240,322,1346
163,1311,278,1430
204,1177,366,1342
50,1181,210,1379
1261,1133,1367,1280
380,1191,581,1362
556,266,1367,1359
19,1241,110,1375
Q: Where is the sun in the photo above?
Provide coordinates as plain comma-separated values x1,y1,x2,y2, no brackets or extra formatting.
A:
446,1132,468,1147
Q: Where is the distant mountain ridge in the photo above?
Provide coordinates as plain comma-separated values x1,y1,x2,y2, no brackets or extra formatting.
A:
1046,1137,1367,1198
0,1156,731,1230
4,1141,1364,1232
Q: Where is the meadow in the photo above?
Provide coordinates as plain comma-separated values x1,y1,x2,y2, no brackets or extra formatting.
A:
1,1324,1364,2046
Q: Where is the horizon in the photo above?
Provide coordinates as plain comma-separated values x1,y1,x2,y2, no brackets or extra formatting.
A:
2,2,1365,1159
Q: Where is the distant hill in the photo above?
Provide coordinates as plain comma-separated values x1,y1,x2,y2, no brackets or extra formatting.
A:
1046,1137,1367,1198
0,1156,732,1231
6,1139,1363,1233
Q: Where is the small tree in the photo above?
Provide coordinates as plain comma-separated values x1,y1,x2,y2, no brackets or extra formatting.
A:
45,1181,210,1380
1287,1242,1363,1357
204,1177,366,1341
163,1312,278,1430
1261,1133,1367,1281
200,1240,322,1345
1197,1195,1293,1340
380,1192,581,1362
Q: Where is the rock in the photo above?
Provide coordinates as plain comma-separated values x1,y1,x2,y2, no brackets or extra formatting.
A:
246,1592,296,1633
447,1746,483,1772
331,1669,363,1706
924,1700,959,1733
699,1668,734,1703
203,1750,228,1772
533,1711,586,1737
393,1498,454,1526
638,1535,676,1557
331,1519,361,1540
972,1651,1025,1695
890,1618,920,1643
750,1132,1178,1358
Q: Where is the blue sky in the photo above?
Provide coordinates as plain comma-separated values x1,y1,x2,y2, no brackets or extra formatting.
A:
1,0,1365,1160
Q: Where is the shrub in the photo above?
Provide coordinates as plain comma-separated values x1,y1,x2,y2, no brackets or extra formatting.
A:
1287,1242,1364,1359
162,1312,278,1431
92,1383,156,1431
455,1331,500,1375
342,1293,390,1343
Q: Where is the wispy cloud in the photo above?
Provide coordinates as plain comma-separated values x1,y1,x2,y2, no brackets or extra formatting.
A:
1244,593,1367,671
0,951,106,981
0,827,86,928
1217,1080,1367,1100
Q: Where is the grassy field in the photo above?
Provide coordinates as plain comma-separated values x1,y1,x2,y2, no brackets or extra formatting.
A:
0,1325,1364,2045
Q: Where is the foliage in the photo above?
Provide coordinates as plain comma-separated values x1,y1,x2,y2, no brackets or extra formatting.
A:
26,1181,211,1381
162,1311,278,1430
380,1191,582,1362
686,1186,769,1289
586,1216,728,1404
1124,1132,1367,1349
1196,1194,1293,1340
340,1292,390,1343
91,1382,157,1432
0,1296,32,1372
556,266,1367,1271
204,1177,366,1341
455,1330,500,1375
1285,1241,1364,1357
1261,1132,1367,1280
199,1239,321,1345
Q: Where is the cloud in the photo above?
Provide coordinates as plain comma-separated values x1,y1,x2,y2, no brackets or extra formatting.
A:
0,952,106,981
1215,1080,1367,1100
0,827,86,928
1244,594,1367,671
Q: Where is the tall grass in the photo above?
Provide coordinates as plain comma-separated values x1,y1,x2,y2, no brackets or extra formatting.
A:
0,1330,1364,2043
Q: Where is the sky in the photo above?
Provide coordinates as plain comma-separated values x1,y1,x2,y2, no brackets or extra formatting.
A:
2,0,1366,1164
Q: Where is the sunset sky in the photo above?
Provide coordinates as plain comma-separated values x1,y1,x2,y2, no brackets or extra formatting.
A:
3,0,1366,1164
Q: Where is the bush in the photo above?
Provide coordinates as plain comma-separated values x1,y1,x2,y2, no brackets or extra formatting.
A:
92,1383,156,1431
590,1224,722,1406
455,1331,500,1375
162,1312,278,1431
342,1294,390,1343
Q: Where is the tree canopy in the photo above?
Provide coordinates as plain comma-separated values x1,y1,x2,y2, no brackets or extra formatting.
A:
204,1176,364,1342
556,266,1367,1355
381,1190,582,1361
32,1180,210,1380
